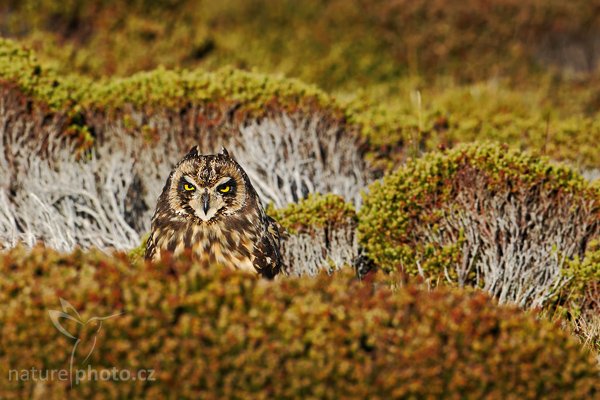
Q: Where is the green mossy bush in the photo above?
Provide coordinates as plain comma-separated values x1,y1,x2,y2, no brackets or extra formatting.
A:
559,244,600,353
267,193,356,236
0,246,598,399
358,143,600,302
268,194,358,276
0,38,380,165
417,83,600,170
561,239,600,318
344,80,600,170
0,38,87,110
4,37,600,172
3,0,600,88
0,38,334,116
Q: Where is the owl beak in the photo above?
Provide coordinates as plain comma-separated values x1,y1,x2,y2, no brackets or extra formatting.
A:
202,191,210,214
194,190,217,222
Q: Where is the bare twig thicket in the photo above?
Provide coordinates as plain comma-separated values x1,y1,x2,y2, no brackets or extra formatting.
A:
416,166,599,308
231,115,368,208
281,219,358,277
0,102,368,274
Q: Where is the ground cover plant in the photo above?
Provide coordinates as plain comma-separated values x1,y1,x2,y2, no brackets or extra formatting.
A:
3,0,600,88
0,246,598,399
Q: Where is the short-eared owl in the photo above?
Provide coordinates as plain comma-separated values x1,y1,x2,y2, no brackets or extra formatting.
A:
145,146,282,278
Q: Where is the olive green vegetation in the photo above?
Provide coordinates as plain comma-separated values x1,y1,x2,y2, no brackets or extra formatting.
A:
0,246,597,399
267,193,356,235
358,143,600,313
0,38,332,114
358,80,600,170
4,37,600,172
559,244,600,354
359,142,599,268
3,0,600,89
127,233,150,264
0,36,370,166
562,240,600,318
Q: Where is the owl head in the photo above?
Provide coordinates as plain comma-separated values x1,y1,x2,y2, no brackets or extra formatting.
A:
164,146,254,223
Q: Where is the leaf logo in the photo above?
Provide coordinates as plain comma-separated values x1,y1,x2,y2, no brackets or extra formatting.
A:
48,298,122,386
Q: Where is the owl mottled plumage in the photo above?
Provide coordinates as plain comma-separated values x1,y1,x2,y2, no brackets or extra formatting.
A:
145,146,282,278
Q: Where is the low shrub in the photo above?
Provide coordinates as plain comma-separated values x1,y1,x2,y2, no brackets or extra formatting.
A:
5,37,600,175
0,38,352,153
3,0,600,88
0,38,332,115
0,38,382,174
0,246,597,399
269,193,356,235
559,240,600,345
344,80,600,171
560,245,600,353
358,143,600,308
268,194,358,275
419,82,600,171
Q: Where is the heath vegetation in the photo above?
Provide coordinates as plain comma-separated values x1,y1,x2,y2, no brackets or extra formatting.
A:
0,1,599,397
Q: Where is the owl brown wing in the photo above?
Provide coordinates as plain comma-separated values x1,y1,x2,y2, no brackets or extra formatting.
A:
144,230,158,261
252,215,283,279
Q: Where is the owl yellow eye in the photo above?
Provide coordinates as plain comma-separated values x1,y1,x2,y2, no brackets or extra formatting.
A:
219,185,231,193
183,183,195,192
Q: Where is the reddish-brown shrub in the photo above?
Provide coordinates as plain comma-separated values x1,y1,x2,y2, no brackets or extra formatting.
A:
0,246,597,399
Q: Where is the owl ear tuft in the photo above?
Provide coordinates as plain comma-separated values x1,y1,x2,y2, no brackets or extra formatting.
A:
186,145,201,157
219,147,230,157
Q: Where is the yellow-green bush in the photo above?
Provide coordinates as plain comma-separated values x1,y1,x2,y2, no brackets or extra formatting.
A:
344,79,600,170
561,240,600,319
0,38,375,165
266,194,358,276
415,82,600,170
0,246,598,399
3,0,600,88
4,37,600,172
560,245,600,353
268,193,356,236
0,38,334,115
358,143,600,306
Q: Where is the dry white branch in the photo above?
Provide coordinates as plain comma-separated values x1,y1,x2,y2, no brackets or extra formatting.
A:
282,224,358,277
229,114,369,208
415,171,598,308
